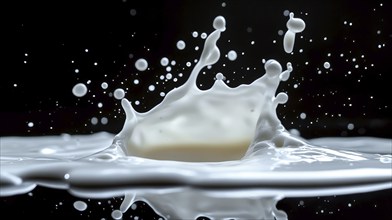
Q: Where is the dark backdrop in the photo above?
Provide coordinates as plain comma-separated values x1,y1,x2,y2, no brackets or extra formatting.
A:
2,0,391,219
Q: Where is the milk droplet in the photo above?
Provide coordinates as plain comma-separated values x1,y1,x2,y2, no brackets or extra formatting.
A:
300,112,307,119
27,122,34,127
148,85,155,91
166,73,173,80
176,40,186,50
101,117,108,125
91,117,98,125
72,83,88,97
114,88,125,100
73,201,87,211
286,13,306,33
213,16,226,31
166,66,172,72
135,58,148,71
283,30,296,53
160,57,169,66
192,31,198,38
324,62,331,69
101,82,108,89
111,209,123,220
283,13,306,53
227,50,237,61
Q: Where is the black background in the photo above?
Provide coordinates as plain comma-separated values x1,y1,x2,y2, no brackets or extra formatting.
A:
2,0,391,219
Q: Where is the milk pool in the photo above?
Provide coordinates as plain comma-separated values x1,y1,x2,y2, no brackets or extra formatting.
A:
2,1,391,219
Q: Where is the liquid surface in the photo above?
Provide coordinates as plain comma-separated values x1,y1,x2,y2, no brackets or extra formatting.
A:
1,133,391,219
1,12,391,220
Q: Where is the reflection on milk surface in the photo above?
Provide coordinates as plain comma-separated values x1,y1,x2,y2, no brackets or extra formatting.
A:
2,1,391,219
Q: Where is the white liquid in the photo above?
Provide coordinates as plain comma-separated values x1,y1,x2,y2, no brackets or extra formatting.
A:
73,200,87,211
1,14,391,220
72,83,88,97
114,88,125,100
283,13,305,53
176,40,186,50
135,58,148,71
160,57,169,66
324,61,331,69
227,50,237,61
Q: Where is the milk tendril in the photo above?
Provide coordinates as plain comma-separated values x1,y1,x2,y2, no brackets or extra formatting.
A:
1,13,391,220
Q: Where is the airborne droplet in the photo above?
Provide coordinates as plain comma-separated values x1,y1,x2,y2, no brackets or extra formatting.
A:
72,83,88,97
135,58,148,71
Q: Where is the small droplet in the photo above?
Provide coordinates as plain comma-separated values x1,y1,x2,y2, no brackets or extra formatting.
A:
213,16,226,31
176,40,186,50
130,9,137,16
148,85,155,91
166,73,173,80
227,50,237,61
72,83,88,97
111,210,123,220
192,31,198,38
73,201,87,211
160,57,169,66
101,117,108,125
91,117,98,125
135,58,148,71
101,82,108,89
114,88,125,100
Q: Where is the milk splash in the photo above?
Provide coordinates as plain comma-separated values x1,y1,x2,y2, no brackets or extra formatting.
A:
116,16,294,162
1,14,391,220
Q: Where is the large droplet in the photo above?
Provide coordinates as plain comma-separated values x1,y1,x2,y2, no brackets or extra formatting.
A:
213,16,226,31
286,12,306,33
72,83,88,97
227,50,237,61
114,88,125,100
283,12,305,54
73,201,87,211
135,58,148,71
283,30,295,53
176,40,186,50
